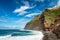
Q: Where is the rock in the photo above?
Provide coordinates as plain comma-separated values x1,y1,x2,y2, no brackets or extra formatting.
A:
43,31,57,40
24,6,60,40
53,25,60,39
24,6,60,31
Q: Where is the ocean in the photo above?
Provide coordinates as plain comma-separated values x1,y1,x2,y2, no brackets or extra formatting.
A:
0,29,44,40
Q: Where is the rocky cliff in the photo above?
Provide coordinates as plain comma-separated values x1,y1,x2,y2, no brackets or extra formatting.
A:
24,6,60,40
25,6,60,31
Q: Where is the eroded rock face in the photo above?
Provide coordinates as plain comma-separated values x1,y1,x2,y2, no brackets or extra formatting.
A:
25,6,60,31
43,14,60,40
53,25,60,39
54,15,60,26
24,6,60,39
24,14,45,31
43,31,57,40
51,15,60,39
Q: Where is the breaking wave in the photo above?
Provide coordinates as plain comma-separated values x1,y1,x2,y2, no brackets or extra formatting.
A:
0,30,44,40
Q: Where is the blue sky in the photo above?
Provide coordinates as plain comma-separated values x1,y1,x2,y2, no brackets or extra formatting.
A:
0,0,60,29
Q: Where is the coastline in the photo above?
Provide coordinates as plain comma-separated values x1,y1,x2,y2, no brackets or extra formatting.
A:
0,30,44,40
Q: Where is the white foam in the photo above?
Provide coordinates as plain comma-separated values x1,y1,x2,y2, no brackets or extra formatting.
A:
0,30,44,40
0,35,11,38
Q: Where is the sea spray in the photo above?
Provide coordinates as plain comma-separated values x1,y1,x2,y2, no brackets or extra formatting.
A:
0,30,44,40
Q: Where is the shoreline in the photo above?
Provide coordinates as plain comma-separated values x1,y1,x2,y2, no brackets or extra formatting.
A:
0,30,44,40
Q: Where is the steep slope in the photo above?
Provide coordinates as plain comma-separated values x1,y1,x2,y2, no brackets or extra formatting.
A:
25,14,45,30
24,6,60,31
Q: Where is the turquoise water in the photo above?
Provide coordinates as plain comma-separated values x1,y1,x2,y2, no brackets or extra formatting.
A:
0,29,33,36
0,29,44,40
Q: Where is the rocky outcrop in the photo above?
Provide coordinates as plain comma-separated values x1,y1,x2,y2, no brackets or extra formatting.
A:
53,16,60,38
43,31,57,40
24,6,60,31
24,6,60,39
43,15,60,40
24,14,45,31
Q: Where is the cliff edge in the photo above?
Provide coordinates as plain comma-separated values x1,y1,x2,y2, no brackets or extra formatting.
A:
25,6,60,31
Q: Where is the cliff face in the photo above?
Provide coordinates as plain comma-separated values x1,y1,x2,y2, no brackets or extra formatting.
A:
24,15,40,30
24,6,60,31
25,14,45,30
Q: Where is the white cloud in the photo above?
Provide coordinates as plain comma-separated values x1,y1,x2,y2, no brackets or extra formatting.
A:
18,11,27,15
15,18,30,24
25,13,40,17
57,0,60,6
13,6,28,16
0,19,7,22
21,1,30,6
13,5,35,13
48,0,60,9
49,2,56,6
13,18,31,29
0,16,7,22
54,0,60,7
14,6,29,13
13,1,36,16
34,0,44,2
55,0,60,8
15,18,26,23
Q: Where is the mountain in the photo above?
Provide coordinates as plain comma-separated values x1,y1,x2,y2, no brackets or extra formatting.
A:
24,6,60,39
25,6,60,31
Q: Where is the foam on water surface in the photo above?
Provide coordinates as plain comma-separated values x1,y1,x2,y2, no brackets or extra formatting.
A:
0,30,44,40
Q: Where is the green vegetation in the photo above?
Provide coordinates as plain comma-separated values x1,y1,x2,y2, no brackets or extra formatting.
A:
24,6,60,31
44,7,60,27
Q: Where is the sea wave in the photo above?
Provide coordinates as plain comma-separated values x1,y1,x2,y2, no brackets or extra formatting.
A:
0,30,44,40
